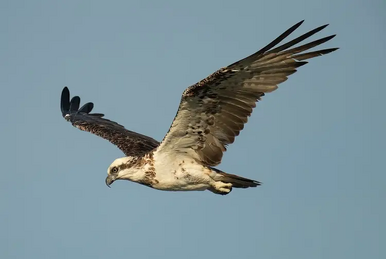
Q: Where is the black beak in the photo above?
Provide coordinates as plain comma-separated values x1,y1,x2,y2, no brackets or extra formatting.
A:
105,175,115,188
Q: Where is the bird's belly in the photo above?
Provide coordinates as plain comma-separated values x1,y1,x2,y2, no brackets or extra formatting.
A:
152,162,212,191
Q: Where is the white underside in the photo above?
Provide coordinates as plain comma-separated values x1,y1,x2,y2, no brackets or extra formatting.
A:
150,149,231,193
152,152,212,191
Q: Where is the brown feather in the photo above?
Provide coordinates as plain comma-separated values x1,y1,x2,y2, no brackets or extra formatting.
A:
61,87,159,156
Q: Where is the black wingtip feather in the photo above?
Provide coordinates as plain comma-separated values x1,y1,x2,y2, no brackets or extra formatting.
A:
256,20,305,56
268,24,331,54
254,180,262,186
70,96,81,113
229,20,333,69
61,87,70,117
79,102,94,114
293,48,339,61
60,87,105,118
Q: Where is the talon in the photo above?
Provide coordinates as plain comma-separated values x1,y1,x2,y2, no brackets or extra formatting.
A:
212,181,233,194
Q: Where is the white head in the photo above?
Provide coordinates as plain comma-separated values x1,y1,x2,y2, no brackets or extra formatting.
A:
105,156,139,187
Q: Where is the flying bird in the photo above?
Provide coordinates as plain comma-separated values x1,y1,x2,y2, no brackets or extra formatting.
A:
61,21,337,195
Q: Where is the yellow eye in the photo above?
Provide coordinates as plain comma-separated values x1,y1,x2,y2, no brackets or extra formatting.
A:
111,167,119,174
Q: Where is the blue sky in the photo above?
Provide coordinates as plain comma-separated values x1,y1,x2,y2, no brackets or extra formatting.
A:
1,0,385,258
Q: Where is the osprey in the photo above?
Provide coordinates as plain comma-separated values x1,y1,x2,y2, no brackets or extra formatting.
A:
61,21,337,195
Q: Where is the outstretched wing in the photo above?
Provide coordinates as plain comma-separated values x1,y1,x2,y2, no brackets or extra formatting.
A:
157,21,338,166
60,87,159,156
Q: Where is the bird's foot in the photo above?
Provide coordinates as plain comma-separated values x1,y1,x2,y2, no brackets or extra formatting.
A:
210,181,233,195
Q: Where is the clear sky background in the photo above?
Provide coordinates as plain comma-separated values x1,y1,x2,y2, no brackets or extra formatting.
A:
1,0,385,258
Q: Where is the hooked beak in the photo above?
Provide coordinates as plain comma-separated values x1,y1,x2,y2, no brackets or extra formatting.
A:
105,175,115,188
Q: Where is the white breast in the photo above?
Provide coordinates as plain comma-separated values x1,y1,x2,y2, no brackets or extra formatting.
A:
152,150,211,191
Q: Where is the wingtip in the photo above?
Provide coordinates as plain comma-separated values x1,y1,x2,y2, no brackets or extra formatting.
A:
297,21,330,30
318,47,339,56
292,20,305,30
70,96,81,113
61,86,70,117
61,86,69,97
325,47,339,53
79,102,94,114
325,34,336,40
296,61,308,67
253,180,262,187
313,23,330,34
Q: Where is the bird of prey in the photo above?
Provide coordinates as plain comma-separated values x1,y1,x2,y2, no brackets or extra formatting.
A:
61,21,337,195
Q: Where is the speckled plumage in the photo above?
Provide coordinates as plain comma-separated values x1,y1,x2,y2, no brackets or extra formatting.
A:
61,21,337,195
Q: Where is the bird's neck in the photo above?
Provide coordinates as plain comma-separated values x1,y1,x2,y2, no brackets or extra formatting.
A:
122,154,157,187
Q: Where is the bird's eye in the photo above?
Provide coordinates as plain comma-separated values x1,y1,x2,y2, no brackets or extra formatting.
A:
111,167,119,174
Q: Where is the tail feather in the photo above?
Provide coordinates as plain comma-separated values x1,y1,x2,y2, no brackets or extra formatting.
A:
211,168,261,188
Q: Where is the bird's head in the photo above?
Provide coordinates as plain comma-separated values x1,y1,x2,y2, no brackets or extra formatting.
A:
105,156,139,187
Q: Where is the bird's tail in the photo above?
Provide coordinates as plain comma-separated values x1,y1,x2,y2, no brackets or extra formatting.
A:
211,167,261,188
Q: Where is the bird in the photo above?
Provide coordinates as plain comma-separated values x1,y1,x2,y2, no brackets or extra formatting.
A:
60,21,337,195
